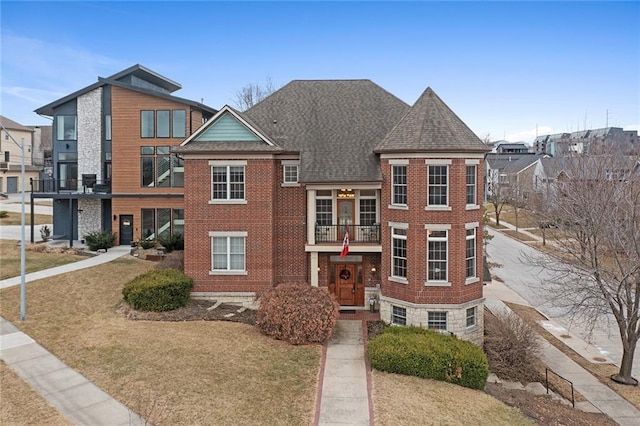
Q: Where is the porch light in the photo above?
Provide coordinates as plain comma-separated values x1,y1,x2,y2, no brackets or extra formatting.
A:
370,267,376,272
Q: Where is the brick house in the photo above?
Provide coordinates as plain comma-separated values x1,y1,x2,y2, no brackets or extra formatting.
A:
33,65,216,245
176,80,488,343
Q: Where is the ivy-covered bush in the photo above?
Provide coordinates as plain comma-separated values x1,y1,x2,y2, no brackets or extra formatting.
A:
256,283,339,345
368,327,489,390
122,268,193,312
158,233,184,252
84,231,116,251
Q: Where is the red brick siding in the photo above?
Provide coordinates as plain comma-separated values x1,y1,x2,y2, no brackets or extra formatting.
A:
379,158,484,305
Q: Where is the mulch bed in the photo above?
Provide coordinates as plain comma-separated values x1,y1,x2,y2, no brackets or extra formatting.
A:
123,300,257,325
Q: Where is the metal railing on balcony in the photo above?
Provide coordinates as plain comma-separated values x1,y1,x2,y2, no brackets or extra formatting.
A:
30,178,111,194
315,224,380,244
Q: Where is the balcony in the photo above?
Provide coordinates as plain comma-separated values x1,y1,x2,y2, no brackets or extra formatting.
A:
315,224,380,244
30,178,111,196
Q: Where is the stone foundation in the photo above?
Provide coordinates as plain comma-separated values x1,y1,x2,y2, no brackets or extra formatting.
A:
191,292,258,309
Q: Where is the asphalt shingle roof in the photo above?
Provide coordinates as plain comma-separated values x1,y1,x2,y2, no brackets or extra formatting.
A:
245,80,409,183
486,153,540,174
375,87,487,153
0,115,33,132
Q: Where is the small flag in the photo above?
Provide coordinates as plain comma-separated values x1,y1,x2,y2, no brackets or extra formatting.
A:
340,226,349,258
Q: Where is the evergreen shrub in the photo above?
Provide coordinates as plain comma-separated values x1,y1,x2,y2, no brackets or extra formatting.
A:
123,268,193,312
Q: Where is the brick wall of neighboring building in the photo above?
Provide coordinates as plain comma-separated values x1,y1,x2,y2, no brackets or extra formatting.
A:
184,158,277,295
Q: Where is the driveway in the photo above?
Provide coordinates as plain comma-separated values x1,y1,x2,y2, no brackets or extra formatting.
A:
485,228,639,378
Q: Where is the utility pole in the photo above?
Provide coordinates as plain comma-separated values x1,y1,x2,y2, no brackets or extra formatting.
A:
0,123,27,321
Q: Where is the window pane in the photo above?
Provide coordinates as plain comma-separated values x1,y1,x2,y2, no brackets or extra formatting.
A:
428,165,448,206
157,209,171,239
392,235,407,278
141,146,154,155
466,165,476,205
392,165,407,205
466,307,477,327
392,306,407,326
172,154,184,187
229,166,244,199
284,165,298,183
157,111,170,138
359,199,376,225
316,199,333,225
156,156,171,188
157,146,170,155
172,110,186,138
428,312,447,330
105,115,111,141
141,157,155,187
142,209,155,239
57,116,77,140
172,209,184,236
212,167,228,199
141,111,154,138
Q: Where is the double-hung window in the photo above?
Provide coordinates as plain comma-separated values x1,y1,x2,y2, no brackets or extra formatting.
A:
427,164,448,207
391,163,407,206
465,226,477,280
391,306,407,326
210,232,247,274
427,229,448,283
466,306,477,328
391,224,408,280
282,161,299,185
466,165,477,205
210,161,246,202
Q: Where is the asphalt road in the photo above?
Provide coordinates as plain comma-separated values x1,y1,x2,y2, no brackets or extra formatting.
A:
485,228,639,378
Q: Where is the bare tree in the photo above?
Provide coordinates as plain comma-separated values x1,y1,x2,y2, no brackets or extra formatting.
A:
529,148,640,385
486,169,509,226
234,77,276,111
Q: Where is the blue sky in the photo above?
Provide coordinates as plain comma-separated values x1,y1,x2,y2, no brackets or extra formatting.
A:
1,1,638,143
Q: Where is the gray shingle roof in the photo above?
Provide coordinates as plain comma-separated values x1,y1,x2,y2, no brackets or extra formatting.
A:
174,141,283,154
0,115,34,132
486,153,540,174
245,80,409,183
375,87,487,153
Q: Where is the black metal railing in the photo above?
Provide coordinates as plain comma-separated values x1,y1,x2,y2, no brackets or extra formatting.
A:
315,224,380,243
30,178,111,194
545,367,575,407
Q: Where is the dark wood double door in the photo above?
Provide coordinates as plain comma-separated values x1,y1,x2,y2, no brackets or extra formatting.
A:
333,263,364,306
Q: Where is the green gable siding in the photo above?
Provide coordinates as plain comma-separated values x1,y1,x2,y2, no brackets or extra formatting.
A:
196,113,260,142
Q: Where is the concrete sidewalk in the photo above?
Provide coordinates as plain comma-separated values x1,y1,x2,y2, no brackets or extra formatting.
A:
485,286,640,426
0,244,144,425
317,320,372,425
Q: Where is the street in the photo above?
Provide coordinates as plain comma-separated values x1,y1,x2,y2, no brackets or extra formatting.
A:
485,228,639,378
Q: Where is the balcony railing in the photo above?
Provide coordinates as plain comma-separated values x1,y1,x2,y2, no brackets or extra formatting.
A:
30,178,111,194
315,224,380,244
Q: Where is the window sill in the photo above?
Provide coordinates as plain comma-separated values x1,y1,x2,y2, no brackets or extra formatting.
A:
208,200,248,205
388,204,408,210
465,204,480,210
388,276,408,284
281,183,300,187
424,281,452,287
209,270,248,276
465,324,479,333
465,277,480,285
424,206,451,211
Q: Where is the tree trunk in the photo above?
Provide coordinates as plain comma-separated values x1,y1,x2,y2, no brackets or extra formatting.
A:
612,337,638,385
495,212,500,227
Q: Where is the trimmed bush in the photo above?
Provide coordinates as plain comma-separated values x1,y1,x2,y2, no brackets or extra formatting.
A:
123,268,193,312
484,310,542,383
138,239,156,250
158,233,184,253
257,283,339,345
368,327,489,390
84,231,116,251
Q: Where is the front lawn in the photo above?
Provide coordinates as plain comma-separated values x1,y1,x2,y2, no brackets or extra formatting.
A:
0,212,53,226
0,240,87,280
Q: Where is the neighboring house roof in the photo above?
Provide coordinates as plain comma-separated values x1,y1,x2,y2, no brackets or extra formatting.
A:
496,142,528,150
0,115,34,132
486,153,539,174
376,87,487,153
35,64,216,117
245,80,409,183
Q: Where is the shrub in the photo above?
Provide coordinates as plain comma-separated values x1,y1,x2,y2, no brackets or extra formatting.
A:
122,268,193,312
158,233,184,253
138,239,157,250
0,211,8,218
368,327,489,390
484,310,542,383
40,225,51,241
84,231,116,251
256,283,339,345
156,251,184,271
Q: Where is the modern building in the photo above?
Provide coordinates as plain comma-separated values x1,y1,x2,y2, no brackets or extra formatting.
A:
0,115,40,194
534,127,638,156
176,81,488,343
33,65,216,244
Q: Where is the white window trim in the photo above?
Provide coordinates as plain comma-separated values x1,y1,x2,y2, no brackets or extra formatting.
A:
209,231,248,275
427,311,448,331
466,163,479,210
390,223,408,282
391,305,407,326
425,162,450,210
209,161,247,203
390,164,408,208
425,226,449,286
466,306,478,329
281,160,300,187
465,225,477,283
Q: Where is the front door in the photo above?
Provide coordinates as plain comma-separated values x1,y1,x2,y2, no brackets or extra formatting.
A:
119,215,133,245
336,264,356,305
6,177,18,193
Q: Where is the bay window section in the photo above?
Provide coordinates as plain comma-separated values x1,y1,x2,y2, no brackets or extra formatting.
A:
466,227,477,280
466,165,477,206
391,225,407,280
427,230,448,283
428,165,448,207
391,165,407,206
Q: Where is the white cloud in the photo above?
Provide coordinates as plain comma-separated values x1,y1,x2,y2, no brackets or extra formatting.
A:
505,126,554,144
1,86,67,105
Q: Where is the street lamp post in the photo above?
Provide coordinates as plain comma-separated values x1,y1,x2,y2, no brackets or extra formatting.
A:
1,124,27,321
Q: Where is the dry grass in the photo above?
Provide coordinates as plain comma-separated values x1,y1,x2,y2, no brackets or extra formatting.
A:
502,230,537,242
0,212,52,226
0,240,87,280
506,302,640,410
0,361,72,426
0,258,322,425
372,370,535,425
484,204,539,228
